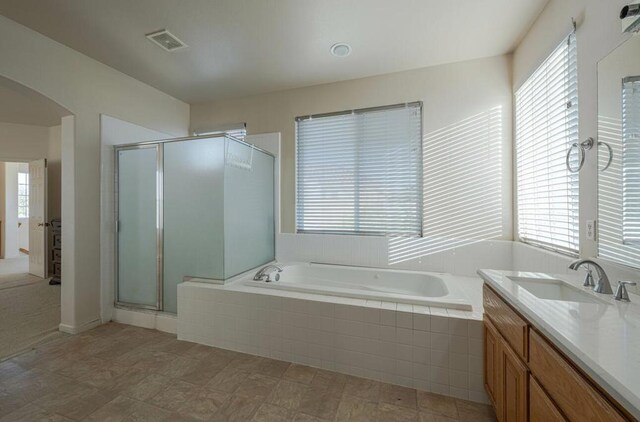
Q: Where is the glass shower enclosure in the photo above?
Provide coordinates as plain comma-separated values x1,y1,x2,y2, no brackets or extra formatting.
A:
115,134,275,313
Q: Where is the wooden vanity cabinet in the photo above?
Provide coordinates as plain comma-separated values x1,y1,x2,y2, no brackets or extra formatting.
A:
529,376,567,422
484,317,528,422
483,284,635,422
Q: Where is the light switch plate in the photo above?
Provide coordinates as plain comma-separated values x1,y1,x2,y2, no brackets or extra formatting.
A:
586,220,596,241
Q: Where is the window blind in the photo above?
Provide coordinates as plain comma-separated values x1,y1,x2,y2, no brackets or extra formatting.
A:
623,76,640,243
515,33,579,255
296,102,422,236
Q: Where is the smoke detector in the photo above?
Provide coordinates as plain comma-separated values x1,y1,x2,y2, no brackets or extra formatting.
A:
146,29,188,52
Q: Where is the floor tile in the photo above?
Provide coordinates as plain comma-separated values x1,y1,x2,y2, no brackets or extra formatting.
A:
255,358,291,378
417,391,459,419
235,373,280,398
335,394,378,422
284,364,317,385
297,388,341,420
32,383,114,420
84,395,172,422
380,383,418,409
210,394,263,422
177,388,229,421
4,324,496,422
267,380,309,410
309,369,347,397
343,376,381,402
252,403,294,421
148,379,200,412
377,402,419,421
123,373,173,402
206,366,250,393
0,403,73,422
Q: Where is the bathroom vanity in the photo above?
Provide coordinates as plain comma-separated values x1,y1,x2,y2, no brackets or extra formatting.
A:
480,270,638,422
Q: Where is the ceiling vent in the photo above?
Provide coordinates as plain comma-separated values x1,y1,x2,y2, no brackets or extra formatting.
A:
146,29,188,52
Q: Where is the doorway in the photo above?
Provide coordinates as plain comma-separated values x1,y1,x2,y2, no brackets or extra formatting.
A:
0,159,48,283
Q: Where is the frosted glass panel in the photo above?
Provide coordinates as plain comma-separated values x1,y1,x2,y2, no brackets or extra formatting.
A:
117,147,158,307
163,137,225,313
224,140,275,277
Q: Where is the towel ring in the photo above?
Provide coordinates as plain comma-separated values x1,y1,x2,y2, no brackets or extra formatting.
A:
598,141,613,172
566,142,586,173
566,137,595,173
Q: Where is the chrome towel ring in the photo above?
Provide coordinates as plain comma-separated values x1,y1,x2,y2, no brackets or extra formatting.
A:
565,137,614,173
598,141,613,172
566,137,594,173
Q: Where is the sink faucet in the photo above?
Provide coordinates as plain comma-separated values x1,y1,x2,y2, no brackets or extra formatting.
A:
568,259,613,294
253,264,283,282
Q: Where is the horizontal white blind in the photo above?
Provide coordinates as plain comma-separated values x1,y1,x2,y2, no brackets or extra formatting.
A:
515,33,579,255
296,103,422,235
623,77,640,243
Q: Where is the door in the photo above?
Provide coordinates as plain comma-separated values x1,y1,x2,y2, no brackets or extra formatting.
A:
116,146,161,308
28,159,47,278
529,376,566,422
501,339,528,422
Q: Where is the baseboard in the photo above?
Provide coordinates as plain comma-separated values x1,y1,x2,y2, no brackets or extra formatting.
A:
112,307,177,334
58,318,101,334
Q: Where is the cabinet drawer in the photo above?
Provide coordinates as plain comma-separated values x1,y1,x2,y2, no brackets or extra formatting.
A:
483,285,528,361
530,376,566,422
529,330,627,422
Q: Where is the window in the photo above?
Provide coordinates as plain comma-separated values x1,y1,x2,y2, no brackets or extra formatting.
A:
18,172,28,218
623,76,640,243
296,102,422,236
515,33,579,255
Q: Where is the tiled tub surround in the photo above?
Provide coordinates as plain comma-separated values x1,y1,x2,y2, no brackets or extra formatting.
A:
480,269,640,420
177,275,488,404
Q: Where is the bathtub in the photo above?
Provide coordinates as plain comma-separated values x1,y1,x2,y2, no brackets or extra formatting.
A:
242,262,472,310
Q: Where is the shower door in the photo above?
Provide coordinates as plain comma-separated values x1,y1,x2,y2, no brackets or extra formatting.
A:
115,145,162,309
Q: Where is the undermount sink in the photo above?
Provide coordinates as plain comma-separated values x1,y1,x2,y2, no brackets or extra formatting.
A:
507,276,605,304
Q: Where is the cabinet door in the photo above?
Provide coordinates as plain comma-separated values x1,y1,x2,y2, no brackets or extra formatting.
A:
484,318,502,414
501,339,528,422
530,376,566,422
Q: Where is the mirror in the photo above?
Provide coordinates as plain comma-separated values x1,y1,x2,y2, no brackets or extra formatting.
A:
598,35,640,268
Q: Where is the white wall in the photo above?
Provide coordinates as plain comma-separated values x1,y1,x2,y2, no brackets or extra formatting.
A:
191,55,513,238
0,15,190,334
0,122,50,161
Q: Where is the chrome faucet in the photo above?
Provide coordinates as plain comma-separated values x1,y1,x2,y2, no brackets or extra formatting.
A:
253,264,283,282
568,259,613,294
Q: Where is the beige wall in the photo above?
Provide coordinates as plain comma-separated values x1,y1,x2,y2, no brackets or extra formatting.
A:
513,0,632,259
191,55,514,235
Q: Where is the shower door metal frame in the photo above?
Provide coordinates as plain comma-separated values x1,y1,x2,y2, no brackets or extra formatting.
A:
114,143,164,311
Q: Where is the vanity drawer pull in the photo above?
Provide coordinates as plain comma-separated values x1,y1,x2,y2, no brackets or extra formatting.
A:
529,330,627,422
483,285,528,361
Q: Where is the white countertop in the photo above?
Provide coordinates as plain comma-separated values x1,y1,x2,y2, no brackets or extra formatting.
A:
479,269,640,420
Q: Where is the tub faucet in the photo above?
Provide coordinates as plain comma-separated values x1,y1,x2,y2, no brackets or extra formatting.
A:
568,259,613,294
253,264,283,282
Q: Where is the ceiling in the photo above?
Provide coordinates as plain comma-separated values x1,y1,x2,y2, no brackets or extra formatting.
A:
0,0,548,104
0,76,69,126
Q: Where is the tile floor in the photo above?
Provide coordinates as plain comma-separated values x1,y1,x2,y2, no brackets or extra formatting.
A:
0,323,497,421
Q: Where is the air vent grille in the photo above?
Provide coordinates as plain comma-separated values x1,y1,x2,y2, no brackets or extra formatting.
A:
146,29,187,52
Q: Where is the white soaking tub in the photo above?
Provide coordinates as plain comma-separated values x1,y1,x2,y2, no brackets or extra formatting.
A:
243,262,472,310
